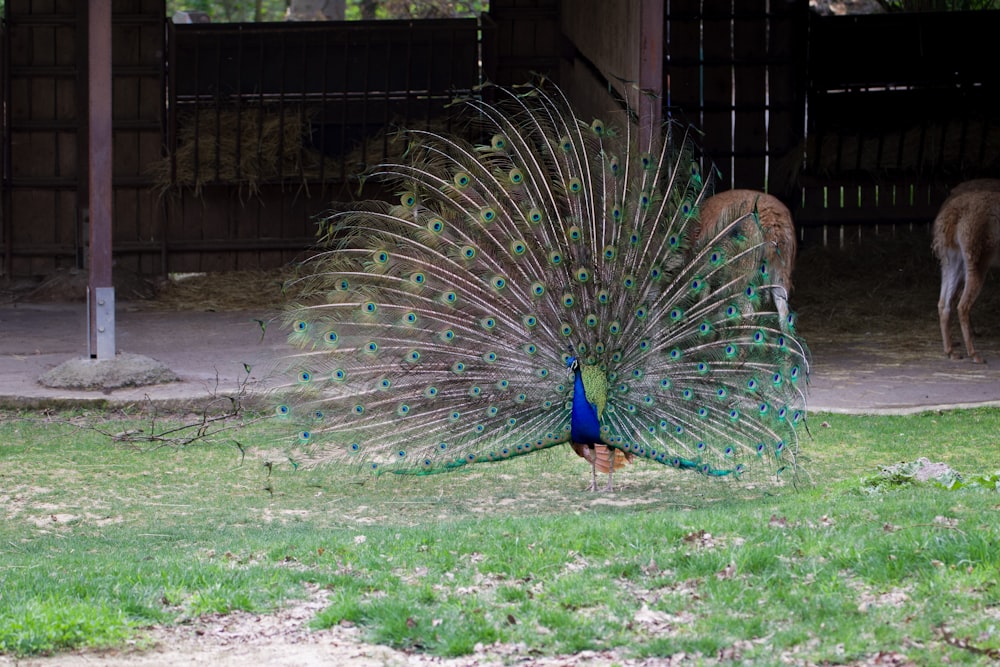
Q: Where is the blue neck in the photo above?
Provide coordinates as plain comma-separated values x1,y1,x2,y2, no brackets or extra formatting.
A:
570,365,603,444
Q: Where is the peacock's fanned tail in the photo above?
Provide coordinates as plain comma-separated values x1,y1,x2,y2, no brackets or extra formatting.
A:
276,80,809,482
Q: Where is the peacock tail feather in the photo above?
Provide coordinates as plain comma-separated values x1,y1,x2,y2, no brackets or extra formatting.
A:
274,79,809,485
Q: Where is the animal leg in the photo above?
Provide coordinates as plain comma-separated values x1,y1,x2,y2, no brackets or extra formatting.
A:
588,455,599,492
602,451,616,493
774,286,790,332
938,251,964,359
957,255,990,363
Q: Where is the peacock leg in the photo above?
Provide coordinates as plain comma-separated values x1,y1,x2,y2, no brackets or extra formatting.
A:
587,448,599,492
602,452,616,493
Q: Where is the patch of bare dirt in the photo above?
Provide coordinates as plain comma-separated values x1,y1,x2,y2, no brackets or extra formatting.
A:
0,584,676,667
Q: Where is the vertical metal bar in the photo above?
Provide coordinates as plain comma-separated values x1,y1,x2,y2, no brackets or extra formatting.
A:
341,25,350,179
87,0,115,359
163,17,176,275
319,27,329,185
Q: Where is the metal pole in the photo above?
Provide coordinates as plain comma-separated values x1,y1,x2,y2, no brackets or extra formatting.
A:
87,0,115,359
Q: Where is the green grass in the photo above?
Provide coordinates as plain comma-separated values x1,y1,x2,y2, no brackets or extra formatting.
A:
1,407,999,662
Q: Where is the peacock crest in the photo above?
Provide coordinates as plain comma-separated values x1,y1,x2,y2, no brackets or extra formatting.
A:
274,80,809,491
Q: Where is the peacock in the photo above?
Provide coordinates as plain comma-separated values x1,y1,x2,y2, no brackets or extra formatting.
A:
275,80,809,492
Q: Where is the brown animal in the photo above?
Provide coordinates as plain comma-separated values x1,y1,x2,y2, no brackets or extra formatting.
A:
933,179,1000,363
696,189,798,329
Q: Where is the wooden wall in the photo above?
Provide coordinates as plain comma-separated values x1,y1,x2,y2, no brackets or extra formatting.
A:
1,0,163,277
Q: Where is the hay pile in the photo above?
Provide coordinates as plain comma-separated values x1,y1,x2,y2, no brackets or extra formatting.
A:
149,107,327,197
148,105,468,198
147,268,303,312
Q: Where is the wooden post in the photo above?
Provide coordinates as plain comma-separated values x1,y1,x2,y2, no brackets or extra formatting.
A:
87,0,115,359
638,0,664,152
